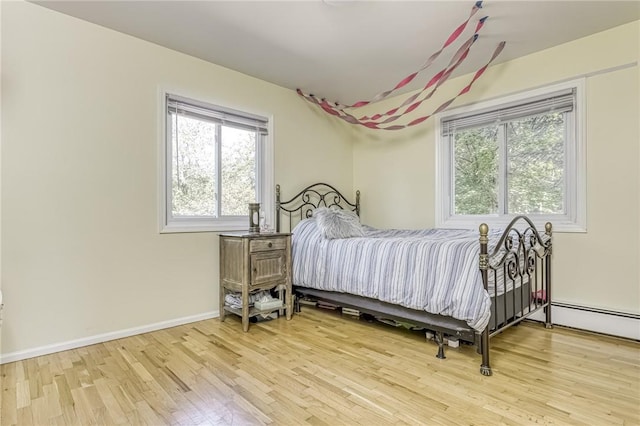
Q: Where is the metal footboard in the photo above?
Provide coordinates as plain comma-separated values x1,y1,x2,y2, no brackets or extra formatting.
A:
478,216,553,375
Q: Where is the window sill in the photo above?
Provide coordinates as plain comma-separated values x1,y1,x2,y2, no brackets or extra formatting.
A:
437,216,586,233
160,220,252,234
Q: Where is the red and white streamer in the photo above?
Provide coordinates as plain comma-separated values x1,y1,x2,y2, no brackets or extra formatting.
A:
296,1,506,131
362,41,506,130
342,1,485,109
297,41,505,130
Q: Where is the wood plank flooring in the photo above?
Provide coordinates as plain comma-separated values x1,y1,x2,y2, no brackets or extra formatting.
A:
2,307,639,425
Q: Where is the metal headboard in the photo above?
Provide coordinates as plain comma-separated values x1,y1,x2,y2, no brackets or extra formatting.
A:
275,183,360,233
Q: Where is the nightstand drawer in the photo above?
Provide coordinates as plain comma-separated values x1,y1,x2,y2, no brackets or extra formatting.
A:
250,238,287,252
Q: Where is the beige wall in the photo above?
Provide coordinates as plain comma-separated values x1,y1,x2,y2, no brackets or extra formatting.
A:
0,1,352,356
353,21,640,315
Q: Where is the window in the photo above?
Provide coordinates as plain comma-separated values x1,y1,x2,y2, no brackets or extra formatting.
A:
160,93,273,233
436,80,585,232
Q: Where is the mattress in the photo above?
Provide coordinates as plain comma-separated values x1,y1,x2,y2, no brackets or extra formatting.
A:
291,218,505,331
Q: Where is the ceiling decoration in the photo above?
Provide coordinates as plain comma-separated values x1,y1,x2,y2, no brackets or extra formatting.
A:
297,1,506,130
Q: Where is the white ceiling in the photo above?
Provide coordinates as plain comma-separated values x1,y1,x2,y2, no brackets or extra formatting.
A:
33,1,640,105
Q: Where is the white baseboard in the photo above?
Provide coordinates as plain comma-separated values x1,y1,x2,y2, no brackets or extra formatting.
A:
2,304,637,364
529,303,639,340
0,310,219,364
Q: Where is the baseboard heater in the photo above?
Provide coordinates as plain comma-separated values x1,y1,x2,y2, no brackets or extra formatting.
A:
529,302,639,341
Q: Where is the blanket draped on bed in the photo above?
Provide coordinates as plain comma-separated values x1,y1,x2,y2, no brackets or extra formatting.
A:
292,218,500,331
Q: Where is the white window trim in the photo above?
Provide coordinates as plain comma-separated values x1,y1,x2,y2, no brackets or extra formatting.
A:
435,79,586,233
157,88,274,234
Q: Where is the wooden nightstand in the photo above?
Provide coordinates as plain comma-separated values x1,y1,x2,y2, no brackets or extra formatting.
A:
219,232,292,331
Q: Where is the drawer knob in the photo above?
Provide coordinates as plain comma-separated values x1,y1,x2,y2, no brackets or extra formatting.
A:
268,242,273,248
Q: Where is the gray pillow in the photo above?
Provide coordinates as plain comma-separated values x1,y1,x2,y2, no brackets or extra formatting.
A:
313,207,364,239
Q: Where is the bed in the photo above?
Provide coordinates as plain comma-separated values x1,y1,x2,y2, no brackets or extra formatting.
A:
275,182,552,376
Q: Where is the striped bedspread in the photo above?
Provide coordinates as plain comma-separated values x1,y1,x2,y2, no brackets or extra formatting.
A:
292,218,502,331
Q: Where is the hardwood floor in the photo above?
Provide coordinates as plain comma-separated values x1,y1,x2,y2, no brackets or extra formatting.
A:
2,307,639,425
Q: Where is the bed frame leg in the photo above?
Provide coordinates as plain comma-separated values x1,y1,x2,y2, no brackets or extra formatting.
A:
544,295,553,329
480,328,492,376
545,299,553,328
435,332,446,359
294,296,301,313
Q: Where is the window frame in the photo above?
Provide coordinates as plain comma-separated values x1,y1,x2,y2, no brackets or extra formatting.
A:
158,90,274,233
435,79,586,233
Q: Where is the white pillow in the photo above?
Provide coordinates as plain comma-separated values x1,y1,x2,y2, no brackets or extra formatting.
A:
313,207,364,239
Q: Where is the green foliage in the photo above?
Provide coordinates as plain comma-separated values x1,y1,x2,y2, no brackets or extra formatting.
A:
221,127,256,216
454,125,499,215
507,114,564,214
171,114,256,217
171,115,216,216
453,112,565,216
